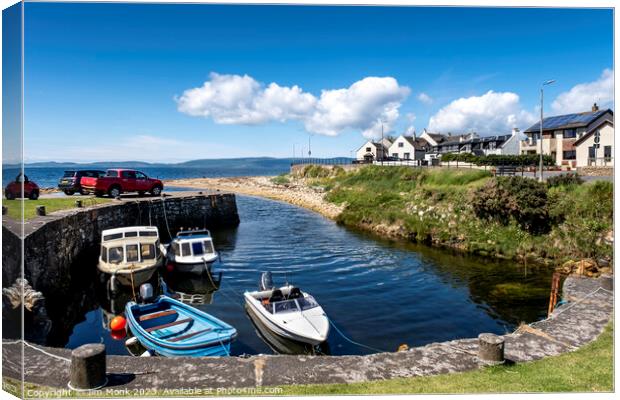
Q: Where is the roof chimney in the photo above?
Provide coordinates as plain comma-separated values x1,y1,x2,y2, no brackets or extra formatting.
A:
592,103,599,112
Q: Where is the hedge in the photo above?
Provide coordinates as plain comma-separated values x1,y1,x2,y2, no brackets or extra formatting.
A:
440,153,554,166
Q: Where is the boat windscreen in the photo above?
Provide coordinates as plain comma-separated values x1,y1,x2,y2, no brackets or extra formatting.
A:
141,243,156,260
108,247,124,264
192,241,204,256
274,299,299,314
297,296,319,311
139,231,158,237
203,240,214,254
103,233,123,241
126,244,139,262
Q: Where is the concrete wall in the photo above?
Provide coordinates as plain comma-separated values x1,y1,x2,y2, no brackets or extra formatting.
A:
2,193,240,298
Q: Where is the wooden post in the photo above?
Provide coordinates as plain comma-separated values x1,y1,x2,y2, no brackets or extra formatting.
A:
547,272,561,317
2,206,7,215
69,343,107,390
35,206,46,216
478,333,505,365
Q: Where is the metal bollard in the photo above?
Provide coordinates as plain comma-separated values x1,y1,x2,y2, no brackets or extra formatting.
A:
35,206,46,216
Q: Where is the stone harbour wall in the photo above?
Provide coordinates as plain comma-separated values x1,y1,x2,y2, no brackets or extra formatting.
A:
577,166,613,176
1,192,240,297
1,274,613,391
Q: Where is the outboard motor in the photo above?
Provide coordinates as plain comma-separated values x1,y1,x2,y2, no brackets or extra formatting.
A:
139,283,154,303
259,272,274,291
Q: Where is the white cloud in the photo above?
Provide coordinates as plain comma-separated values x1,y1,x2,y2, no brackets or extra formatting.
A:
176,73,410,139
427,90,537,135
551,69,614,113
417,92,433,104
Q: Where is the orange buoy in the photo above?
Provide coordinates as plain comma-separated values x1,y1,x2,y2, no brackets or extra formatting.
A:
110,329,126,340
110,315,126,331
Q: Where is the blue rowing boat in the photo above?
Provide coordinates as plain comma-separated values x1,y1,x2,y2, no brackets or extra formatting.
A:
125,295,237,357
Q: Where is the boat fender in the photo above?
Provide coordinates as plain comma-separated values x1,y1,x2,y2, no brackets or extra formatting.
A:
110,315,126,331
140,350,153,357
125,336,138,347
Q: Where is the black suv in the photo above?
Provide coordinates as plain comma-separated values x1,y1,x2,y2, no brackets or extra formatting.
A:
58,170,105,195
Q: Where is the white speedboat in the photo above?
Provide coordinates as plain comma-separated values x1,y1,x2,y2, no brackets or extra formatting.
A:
98,226,163,287
164,229,219,274
244,272,329,346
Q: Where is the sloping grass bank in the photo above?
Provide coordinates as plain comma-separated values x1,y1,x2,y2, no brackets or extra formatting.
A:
292,166,613,264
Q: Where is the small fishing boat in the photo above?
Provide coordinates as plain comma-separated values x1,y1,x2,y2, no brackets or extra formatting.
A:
164,229,219,274
125,284,237,357
98,226,163,287
244,272,329,346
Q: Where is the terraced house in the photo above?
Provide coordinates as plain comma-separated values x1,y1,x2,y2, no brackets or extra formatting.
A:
521,104,614,168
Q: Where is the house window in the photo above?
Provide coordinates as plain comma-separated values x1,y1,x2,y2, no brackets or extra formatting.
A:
562,150,576,160
398,142,404,147
404,153,410,160
366,147,371,152
392,153,398,158
588,146,596,159
563,129,576,138
604,146,612,161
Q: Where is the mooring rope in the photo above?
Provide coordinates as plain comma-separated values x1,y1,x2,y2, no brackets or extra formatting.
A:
161,198,173,239
327,317,387,354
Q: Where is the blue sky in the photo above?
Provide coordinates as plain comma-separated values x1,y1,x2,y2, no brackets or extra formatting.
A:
19,3,614,162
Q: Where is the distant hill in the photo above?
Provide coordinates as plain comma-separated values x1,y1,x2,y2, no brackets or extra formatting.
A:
4,157,352,169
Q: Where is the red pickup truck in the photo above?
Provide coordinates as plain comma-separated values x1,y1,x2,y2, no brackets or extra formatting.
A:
81,169,163,198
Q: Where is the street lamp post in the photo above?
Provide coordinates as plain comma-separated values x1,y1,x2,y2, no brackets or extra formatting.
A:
539,79,555,182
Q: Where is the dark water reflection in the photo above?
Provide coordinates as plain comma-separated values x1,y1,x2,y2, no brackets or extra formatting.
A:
40,195,552,356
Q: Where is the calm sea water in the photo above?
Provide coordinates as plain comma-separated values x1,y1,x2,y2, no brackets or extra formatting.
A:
2,162,292,188
48,195,552,356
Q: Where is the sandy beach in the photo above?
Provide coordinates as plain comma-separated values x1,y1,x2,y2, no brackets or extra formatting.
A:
165,176,344,220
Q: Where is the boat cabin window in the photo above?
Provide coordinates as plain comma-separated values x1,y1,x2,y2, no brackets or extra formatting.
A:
126,244,139,262
273,299,299,314
103,233,123,241
101,246,108,262
141,244,156,260
192,241,204,256
181,243,191,257
297,295,319,311
203,240,214,254
139,231,158,237
125,231,138,238
108,247,124,264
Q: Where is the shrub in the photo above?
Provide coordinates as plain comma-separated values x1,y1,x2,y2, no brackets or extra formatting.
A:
271,174,290,185
441,153,554,166
471,176,550,234
547,173,584,188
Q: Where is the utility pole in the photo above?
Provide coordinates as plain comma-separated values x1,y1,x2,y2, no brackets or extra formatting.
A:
539,80,555,182
381,121,384,166
308,135,312,157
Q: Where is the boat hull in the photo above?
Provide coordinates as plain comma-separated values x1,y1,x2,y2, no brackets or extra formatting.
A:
170,257,217,275
98,261,161,287
244,294,328,346
125,295,236,357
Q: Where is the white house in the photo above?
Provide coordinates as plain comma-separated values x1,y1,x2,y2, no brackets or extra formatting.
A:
574,118,614,167
355,138,392,162
387,135,430,160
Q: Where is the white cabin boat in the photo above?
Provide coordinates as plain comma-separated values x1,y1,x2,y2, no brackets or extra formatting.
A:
244,273,329,345
98,226,163,287
164,229,219,274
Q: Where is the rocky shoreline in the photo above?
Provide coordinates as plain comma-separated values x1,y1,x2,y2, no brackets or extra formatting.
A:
165,176,344,219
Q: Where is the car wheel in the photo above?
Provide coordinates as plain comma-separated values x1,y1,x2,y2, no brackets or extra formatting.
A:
64,190,75,196
94,191,104,197
109,186,121,198
151,186,162,196
78,188,86,195
29,190,39,200
5,191,15,200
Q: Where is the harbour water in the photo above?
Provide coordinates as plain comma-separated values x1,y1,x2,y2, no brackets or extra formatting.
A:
50,194,553,356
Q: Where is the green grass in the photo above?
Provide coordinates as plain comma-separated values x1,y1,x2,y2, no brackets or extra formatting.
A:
3,324,612,397
311,166,612,263
270,174,290,185
279,323,613,395
3,197,111,220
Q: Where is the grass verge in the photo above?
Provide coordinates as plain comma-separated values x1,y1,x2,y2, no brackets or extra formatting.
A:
3,197,111,220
